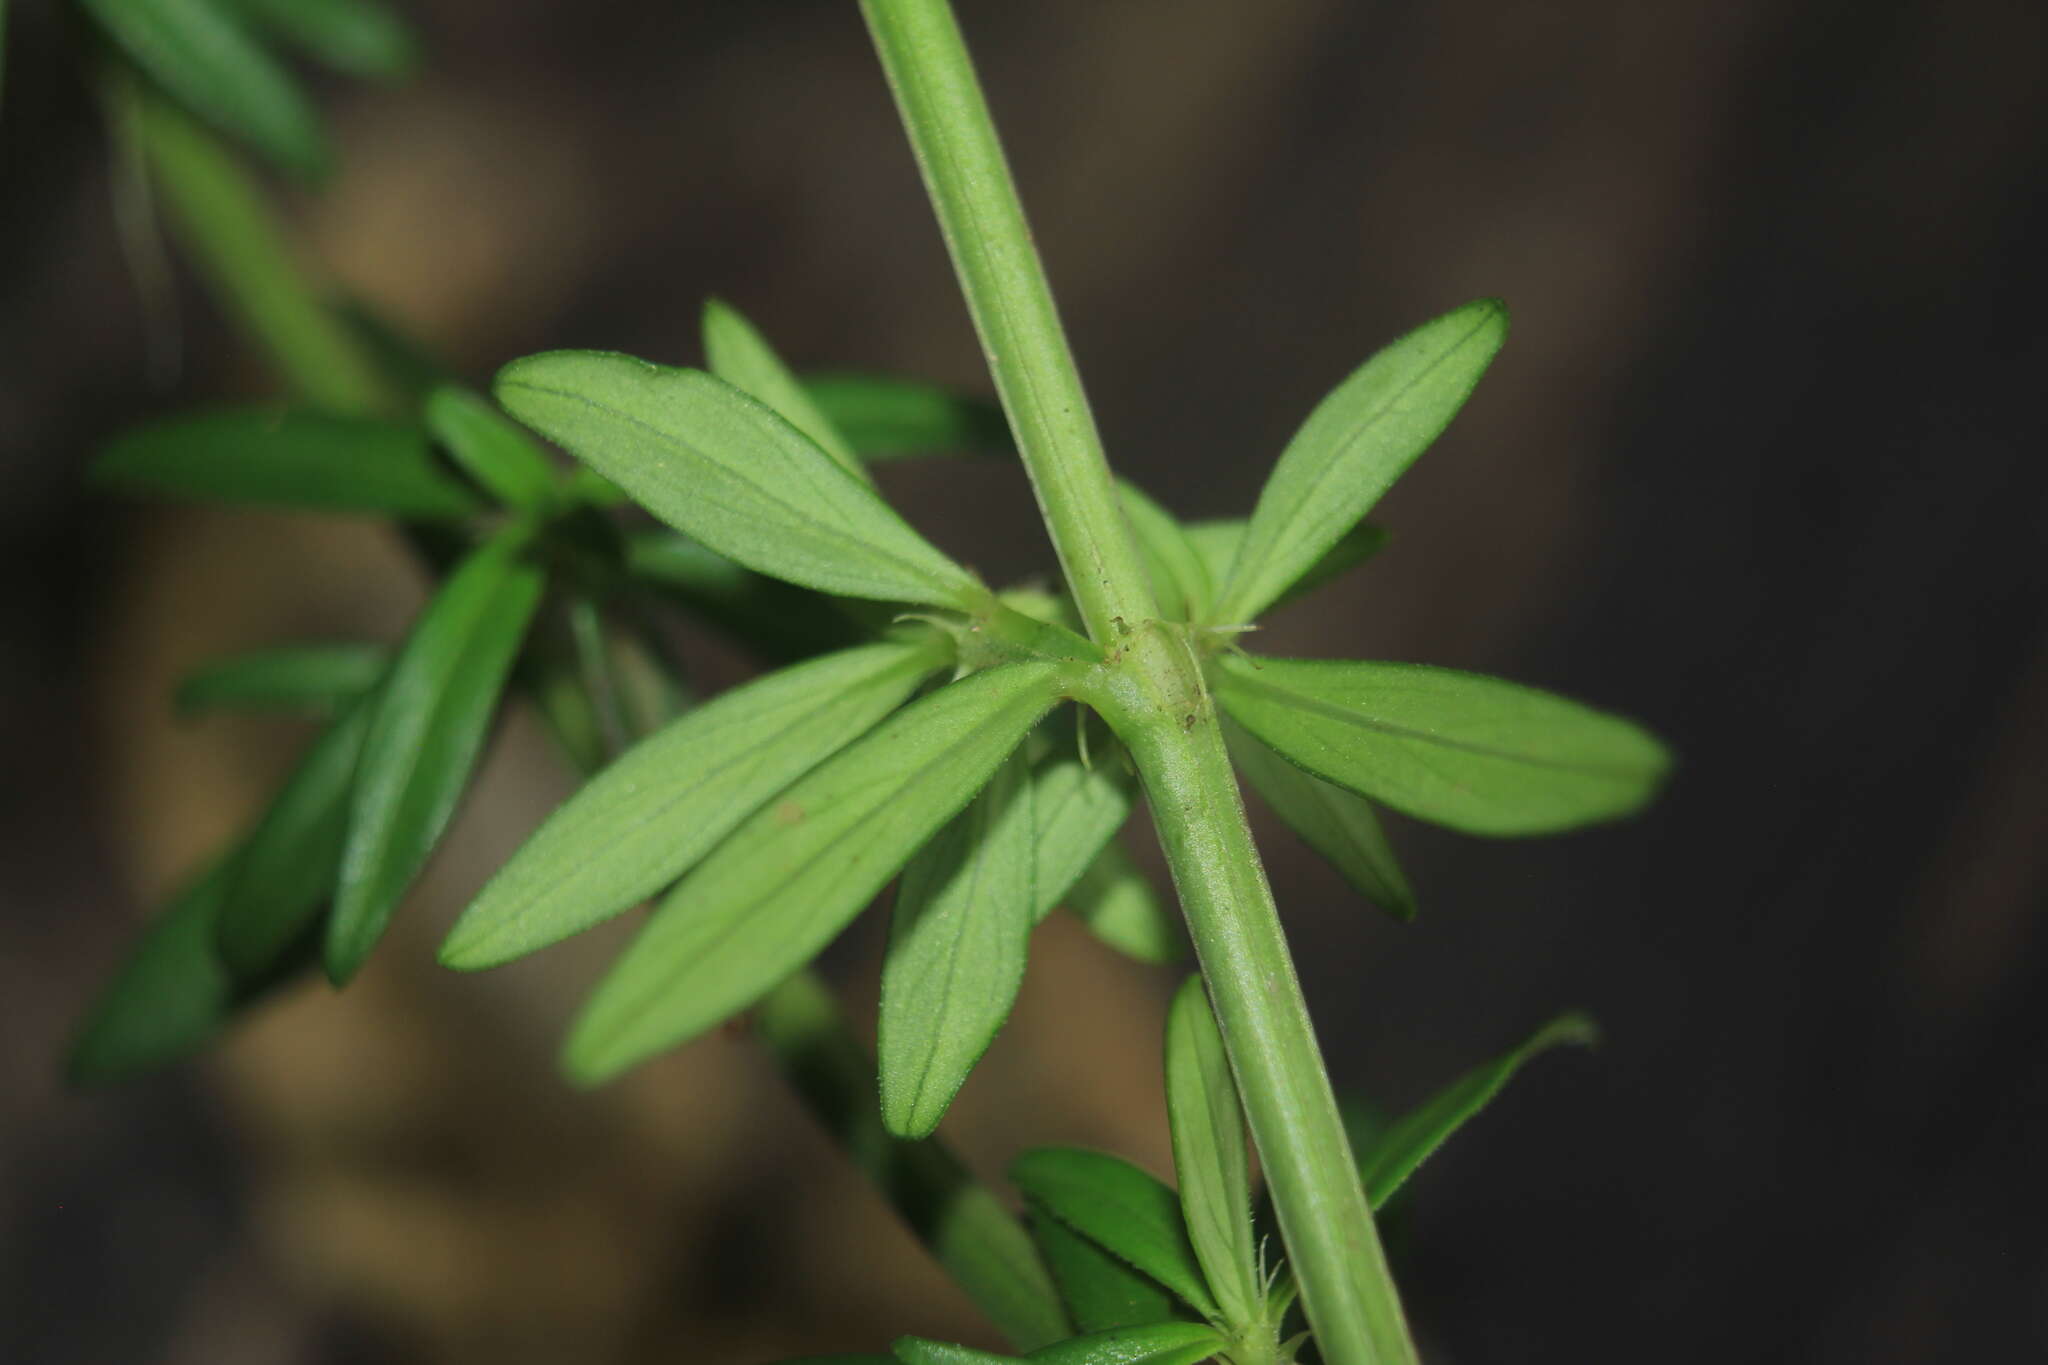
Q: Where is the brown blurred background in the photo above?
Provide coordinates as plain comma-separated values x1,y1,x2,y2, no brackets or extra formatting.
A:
5,0,2047,1361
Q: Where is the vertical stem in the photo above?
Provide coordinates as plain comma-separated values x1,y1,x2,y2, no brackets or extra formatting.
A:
861,4,1418,1361
121,83,392,415
859,0,1156,645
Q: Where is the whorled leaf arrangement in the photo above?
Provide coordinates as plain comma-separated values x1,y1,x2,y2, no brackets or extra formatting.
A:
62,4,1671,1357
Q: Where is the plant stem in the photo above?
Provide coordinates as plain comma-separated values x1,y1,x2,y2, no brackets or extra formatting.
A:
859,0,1157,645
753,972,1069,1351
120,82,392,415
861,4,1417,1361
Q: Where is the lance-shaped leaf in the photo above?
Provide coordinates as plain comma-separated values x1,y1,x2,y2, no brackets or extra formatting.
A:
1027,1323,1227,1365
1164,978,1260,1329
96,407,480,518
67,850,309,1084
1064,844,1182,964
702,298,865,481
215,689,375,979
445,638,946,969
328,531,544,982
893,1343,1018,1365
1214,653,1670,836
82,0,328,178
226,0,417,80
1213,299,1506,624
1225,718,1414,920
425,386,559,511
496,351,982,607
1010,1148,1218,1323
1029,754,1133,924
804,373,1011,461
175,643,386,717
565,663,1061,1084
1116,483,1210,623
1032,1213,1181,1335
880,750,1036,1138
1359,1013,1598,1208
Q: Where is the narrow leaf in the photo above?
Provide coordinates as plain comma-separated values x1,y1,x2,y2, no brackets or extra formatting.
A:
565,663,1061,1084
1214,653,1671,836
1010,1148,1219,1323
1028,1323,1225,1365
1360,1013,1599,1208
175,643,386,717
215,689,375,979
1029,753,1133,924
1064,844,1182,964
443,638,946,969
1032,1213,1181,1335
425,386,559,510
67,850,309,1084
894,1342,1019,1365
702,298,866,480
1116,482,1210,623
1215,299,1506,623
1225,718,1414,920
880,750,1036,1138
97,407,480,518
225,0,417,80
328,531,543,982
496,351,981,607
804,372,1010,460
1164,977,1260,1329
81,0,328,177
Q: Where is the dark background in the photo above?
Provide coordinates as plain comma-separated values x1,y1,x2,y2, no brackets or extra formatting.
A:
4,1,2045,1361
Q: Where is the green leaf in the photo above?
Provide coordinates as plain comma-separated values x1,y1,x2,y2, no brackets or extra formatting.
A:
67,850,310,1084
328,530,543,982
1010,1148,1218,1323
702,298,866,480
1116,482,1210,623
1213,299,1506,623
443,637,945,970
803,372,1010,460
1064,844,1182,964
565,663,1061,1084
893,1342,1019,1365
1031,1213,1181,1335
880,750,1035,1138
1359,1013,1598,1208
425,386,559,511
174,643,386,717
96,407,480,518
67,856,238,1084
81,0,328,178
496,351,982,607
1028,1323,1226,1365
215,689,375,979
1224,718,1414,920
1214,653,1671,836
225,0,417,80
1028,752,1133,924
1164,977,1260,1329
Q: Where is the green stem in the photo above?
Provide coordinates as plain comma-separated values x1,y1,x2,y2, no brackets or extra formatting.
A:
859,0,1157,644
753,972,1069,1351
861,5,1416,1361
120,81,392,415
